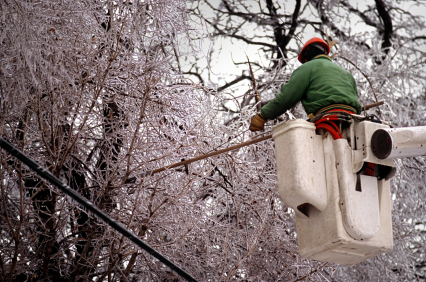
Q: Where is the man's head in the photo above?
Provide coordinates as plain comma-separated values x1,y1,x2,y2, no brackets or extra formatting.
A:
298,37,330,63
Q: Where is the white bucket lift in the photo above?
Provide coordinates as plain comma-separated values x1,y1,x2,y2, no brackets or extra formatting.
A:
272,117,409,265
273,120,328,213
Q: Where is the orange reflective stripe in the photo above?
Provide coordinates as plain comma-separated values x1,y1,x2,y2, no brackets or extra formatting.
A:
326,109,355,114
315,104,357,116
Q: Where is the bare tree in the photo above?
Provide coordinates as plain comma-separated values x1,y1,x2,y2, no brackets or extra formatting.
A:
0,0,221,280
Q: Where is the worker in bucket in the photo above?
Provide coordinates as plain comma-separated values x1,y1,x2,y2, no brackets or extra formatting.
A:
249,37,362,132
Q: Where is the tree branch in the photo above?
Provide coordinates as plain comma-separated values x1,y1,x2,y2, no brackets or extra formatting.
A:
375,0,394,59
217,75,252,92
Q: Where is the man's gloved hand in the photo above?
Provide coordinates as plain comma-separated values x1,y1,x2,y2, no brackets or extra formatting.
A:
249,112,267,132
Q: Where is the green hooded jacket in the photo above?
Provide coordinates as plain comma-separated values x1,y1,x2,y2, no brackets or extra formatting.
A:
260,55,362,119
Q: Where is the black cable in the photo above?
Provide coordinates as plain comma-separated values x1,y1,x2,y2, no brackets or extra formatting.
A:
0,137,199,282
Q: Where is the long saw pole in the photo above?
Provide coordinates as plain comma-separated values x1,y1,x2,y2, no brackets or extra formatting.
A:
146,133,273,176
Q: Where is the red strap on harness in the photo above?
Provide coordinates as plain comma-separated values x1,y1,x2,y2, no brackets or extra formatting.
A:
323,109,355,115
315,123,342,139
314,115,342,139
313,109,356,140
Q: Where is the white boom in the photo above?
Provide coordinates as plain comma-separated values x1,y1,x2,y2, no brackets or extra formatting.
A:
371,126,426,159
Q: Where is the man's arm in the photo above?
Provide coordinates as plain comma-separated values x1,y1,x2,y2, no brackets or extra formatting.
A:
260,66,311,120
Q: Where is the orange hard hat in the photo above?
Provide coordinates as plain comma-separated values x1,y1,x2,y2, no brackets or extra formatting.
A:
298,37,330,63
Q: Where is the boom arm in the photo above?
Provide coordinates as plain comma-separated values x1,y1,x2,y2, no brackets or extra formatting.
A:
371,126,426,159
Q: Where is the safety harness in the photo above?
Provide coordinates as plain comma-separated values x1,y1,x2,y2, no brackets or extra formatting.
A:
311,109,355,140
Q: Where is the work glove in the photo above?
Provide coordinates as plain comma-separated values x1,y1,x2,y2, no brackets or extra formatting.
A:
249,112,267,132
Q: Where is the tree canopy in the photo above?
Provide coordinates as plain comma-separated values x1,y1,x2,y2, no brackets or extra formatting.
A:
1,0,425,281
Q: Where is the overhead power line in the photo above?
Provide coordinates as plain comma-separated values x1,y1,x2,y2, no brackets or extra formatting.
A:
0,137,199,282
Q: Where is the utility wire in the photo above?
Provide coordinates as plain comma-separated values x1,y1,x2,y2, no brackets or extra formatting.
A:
0,138,199,282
